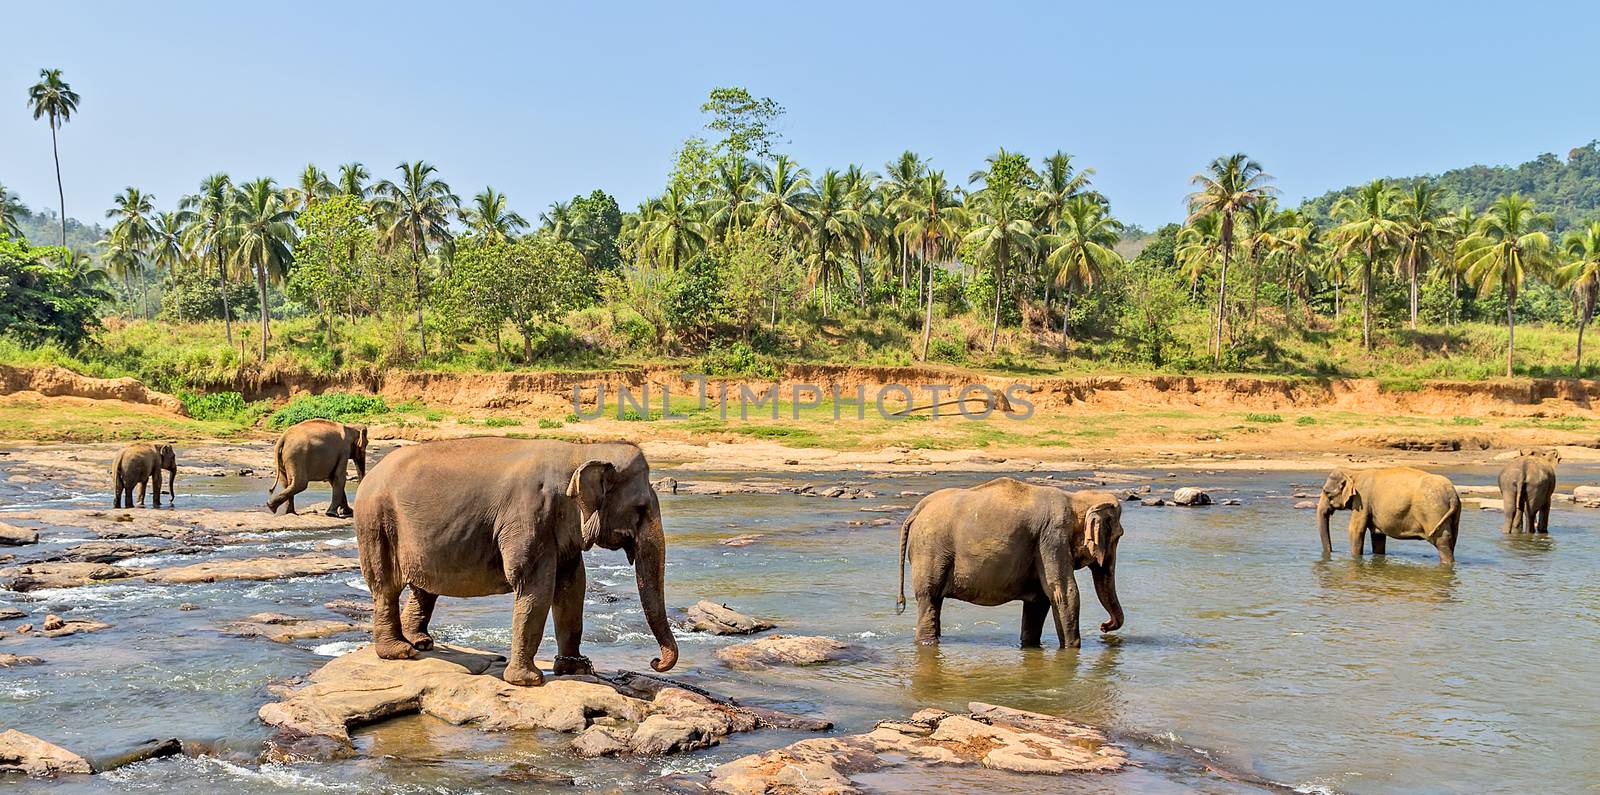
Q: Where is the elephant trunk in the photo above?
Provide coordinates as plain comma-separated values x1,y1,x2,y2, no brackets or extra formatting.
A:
1317,494,1334,556
167,465,177,501
634,494,678,672
1091,556,1123,633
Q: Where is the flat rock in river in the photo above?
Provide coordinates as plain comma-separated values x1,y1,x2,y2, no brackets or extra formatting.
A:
0,522,39,546
697,702,1126,794
715,635,854,669
3,507,349,542
221,613,366,643
258,645,826,760
143,553,358,584
0,653,43,667
0,562,149,592
682,601,774,635
0,729,91,777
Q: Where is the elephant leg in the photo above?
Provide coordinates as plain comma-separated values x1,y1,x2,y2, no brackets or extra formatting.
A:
267,470,307,515
136,479,148,508
551,556,592,676
151,469,163,508
1019,598,1049,649
328,466,351,518
504,557,556,687
914,594,943,645
400,587,437,650
1538,503,1551,534
1522,499,1536,534
1369,531,1387,556
360,510,415,661
114,473,124,508
1347,509,1369,556
1039,555,1081,649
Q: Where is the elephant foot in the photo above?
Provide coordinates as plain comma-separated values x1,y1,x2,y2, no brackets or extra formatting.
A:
403,631,434,651
326,507,353,519
503,663,545,687
373,638,418,660
552,654,594,676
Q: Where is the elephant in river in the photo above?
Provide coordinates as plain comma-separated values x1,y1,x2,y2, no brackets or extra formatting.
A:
896,478,1125,649
267,419,367,517
352,437,677,687
1317,467,1461,564
112,442,176,508
1499,448,1559,534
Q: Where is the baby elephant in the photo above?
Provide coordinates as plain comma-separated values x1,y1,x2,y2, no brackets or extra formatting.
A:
897,478,1125,649
112,442,177,508
1499,448,1560,534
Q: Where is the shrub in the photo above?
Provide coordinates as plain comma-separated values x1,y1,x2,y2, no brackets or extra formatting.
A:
536,417,563,429
1450,416,1483,426
1295,416,1317,426
267,392,389,430
699,341,779,379
1245,413,1283,423
180,390,269,424
484,416,522,428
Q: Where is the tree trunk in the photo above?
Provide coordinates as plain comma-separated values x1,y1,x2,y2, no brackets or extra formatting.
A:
1060,289,1072,349
1576,315,1588,378
1213,248,1230,367
1408,262,1419,330
990,243,1005,353
1506,277,1516,379
218,252,233,344
51,123,66,248
1362,245,1374,350
411,244,428,357
255,263,270,361
920,241,934,361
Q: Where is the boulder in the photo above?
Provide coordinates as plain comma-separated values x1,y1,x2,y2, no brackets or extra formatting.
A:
0,729,91,777
323,599,373,618
0,562,149,592
1293,501,1318,510
700,702,1126,794
0,607,25,620
0,653,43,667
221,613,366,643
37,615,111,638
0,522,38,547
1171,488,1213,506
716,635,854,669
683,601,774,636
571,724,630,757
143,553,358,584
51,540,166,564
1476,499,1505,512
1139,498,1167,507
1572,485,1600,501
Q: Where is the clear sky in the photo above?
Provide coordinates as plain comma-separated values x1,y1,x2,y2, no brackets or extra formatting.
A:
4,1,1598,231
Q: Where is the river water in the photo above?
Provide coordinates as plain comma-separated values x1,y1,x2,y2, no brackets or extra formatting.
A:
1,452,1596,793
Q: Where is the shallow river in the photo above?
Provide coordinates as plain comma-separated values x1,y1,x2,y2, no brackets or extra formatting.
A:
2,453,1597,793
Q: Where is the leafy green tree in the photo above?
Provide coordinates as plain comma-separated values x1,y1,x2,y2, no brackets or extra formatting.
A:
667,137,718,200
1394,180,1449,329
0,239,108,349
291,194,371,343
450,235,588,361
1187,154,1274,364
1329,179,1404,349
1044,195,1123,346
665,251,725,347
460,187,529,243
964,149,1038,351
373,161,459,356
229,178,298,360
0,182,26,240
1561,221,1600,375
560,190,624,272
1457,193,1557,377
26,68,80,247
700,87,785,160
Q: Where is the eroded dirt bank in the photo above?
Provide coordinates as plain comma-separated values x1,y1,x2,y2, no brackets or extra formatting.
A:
0,364,187,415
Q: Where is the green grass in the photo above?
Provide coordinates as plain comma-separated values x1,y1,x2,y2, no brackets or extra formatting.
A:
1245,413,1284,423
484,416,522,428
1295,416,1317,426
266,392,390,430
1450,416,1484,426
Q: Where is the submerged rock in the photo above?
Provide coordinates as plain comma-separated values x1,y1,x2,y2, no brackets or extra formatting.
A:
720,534,762,547
1293,500,1318,510
697,702,1126,794
0,522,38,547
0,729,91,777
683,601,774,636
221,613,366,643
143,553,358,584
716,635,854,669
1172,488,1213,506
37,615,111,638
0,653,43,667
0,562,148,592
50,540,167,564
257,644,827,760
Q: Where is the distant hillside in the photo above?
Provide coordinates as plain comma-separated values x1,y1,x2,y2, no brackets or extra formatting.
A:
1300,141,1600,232
12,202,106,255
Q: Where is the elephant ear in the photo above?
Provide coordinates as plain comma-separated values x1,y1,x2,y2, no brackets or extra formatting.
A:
566,460,615,550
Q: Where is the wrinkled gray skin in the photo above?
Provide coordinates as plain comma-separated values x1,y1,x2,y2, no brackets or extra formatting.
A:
1499,448,1560,534
267,419,367,518
352,437,677,687
896,478,1125,649
112,442,176,508
1317,466,1461,564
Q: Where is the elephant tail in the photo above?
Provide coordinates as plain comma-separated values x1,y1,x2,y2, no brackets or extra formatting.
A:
269,435,285,495
896,504,922,615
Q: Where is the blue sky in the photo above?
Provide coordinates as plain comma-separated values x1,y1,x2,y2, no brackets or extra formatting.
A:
4,1,1597,231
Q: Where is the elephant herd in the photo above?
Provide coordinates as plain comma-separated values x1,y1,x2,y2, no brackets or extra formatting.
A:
106,423,1570,685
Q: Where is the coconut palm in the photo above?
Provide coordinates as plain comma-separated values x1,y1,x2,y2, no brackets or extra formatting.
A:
0,182,27,240
1043,196,1123,346
229,178,298,360
1394,180,1449,329
1456,193,1556,378
149,209,193,320
1561,222,1600,376
803,169,862,314
706,157,759,243
1436,204,1479,326
839,165,879,304
541,200,572,236
181,173,237,341
26,68,80,247
106,188,158,317
895,171,964,359
1329,179,1404,350
1186,154,1275,365
336,163,371,199
753,155,813,239
289,164,334,212
641,185,709,272
460,187,529,243
882,151,926,289
372,160,460,356
964,150,1038,351
1177,213,1224,301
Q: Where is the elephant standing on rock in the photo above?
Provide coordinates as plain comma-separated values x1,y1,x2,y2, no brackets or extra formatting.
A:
1317,467,1461,564
1499,448,1559,534
267,419,367,517
352,437,678,687
112,442,176,508
896,478,1125,649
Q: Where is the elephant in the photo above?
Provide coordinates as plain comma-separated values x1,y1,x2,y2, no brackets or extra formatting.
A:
1317,467,1461,564
352,437,677,687
267,419,368,517
112,442,176,508
1499,448,1560,534
895,478,1125,649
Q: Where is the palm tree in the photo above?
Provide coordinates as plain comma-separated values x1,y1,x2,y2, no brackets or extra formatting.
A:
1177,213,1224,301
882,151,926,290
106,188,158,318
753,155,813,239
460,187,528,243
0,182,27,240
1394,180,1448,329
1033,152,1096,231
1329,180,1404,349
290,164,334,212
181,173,236,341
229,178,298,360
641,185,708,271
336,163,371,199
804,169,862,315
1436,204,1479,326
1561,222,1600,377
1186,154,1275,365
706,157,759,243
26,68,81,247
895,170,964,359
1043,195,1123,347
839,165,879,305
149,209,193,320
1457,193,1556,378
372,161,459,356
964,150,1038,351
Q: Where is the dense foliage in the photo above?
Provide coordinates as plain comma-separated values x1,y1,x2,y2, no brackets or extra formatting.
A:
266,392,389,430
0,239,109,349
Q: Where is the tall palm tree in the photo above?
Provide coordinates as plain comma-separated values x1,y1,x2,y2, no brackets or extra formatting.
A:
642,185,709,271
541,200,573,236
0,182,27,240
106,188,158,318
803,169,862,315
1329,179,1404,350
1561,222,1600,377
372,160,459,356
882,151,926,290
229,178,298,360
1186,153,1275,365
1457,193,1556,378
1436,204,1479,326
26,68,81,247
1177,213,1224,300
753,155,813,239
839,165,879,304
336,162,371,199
964,150,1038,351
895,171,964,359
1394,180,1448,329
181,173,236,341
706,157,759,243
1033,152,1096,231
149,209,193,320
1043,196,1123,347
460,187,529,243
290,164,334,212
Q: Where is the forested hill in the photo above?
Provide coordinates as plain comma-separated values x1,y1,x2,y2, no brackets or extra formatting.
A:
13,205,106,252
1299,140,1600,231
